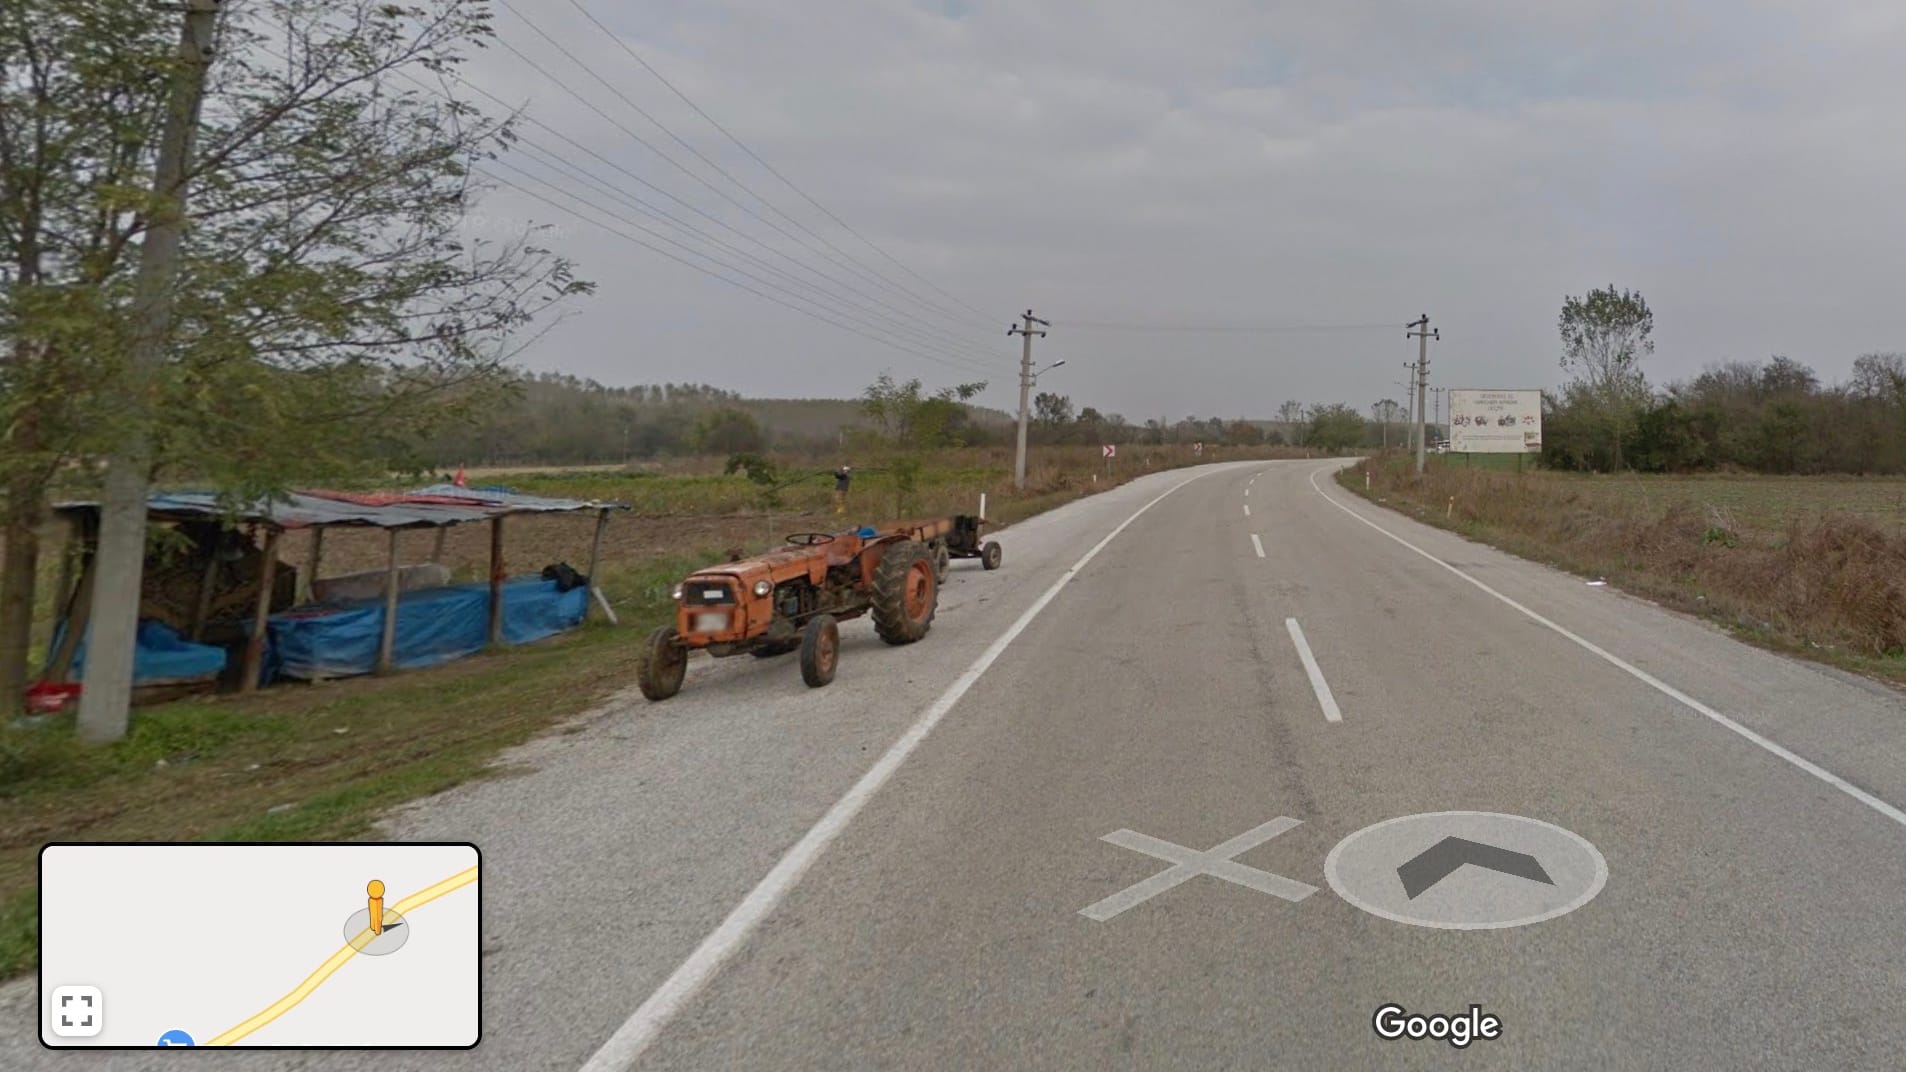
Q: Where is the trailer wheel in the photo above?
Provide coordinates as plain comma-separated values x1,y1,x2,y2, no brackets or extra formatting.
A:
799,614,839,687
980,541,1003,570
637,626,687,701
871,540,937,645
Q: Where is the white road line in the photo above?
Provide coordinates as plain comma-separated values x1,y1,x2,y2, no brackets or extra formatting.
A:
579,471,1223,1071
1245,487,1250,496
1243,504,1251,517
1306,465,1906,831
1250,534,1266,558
1285,618,1342,723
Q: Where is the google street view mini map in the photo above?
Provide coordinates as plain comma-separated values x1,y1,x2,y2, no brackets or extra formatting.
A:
39,843,479,1049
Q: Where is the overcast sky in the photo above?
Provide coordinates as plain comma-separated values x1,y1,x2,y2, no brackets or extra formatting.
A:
454,0,1906,420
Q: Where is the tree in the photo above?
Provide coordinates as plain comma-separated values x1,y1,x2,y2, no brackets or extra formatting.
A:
1032,391,1074,427
0,0,590,716
1276,399,1306,445
1559,286,1654,469
692,408,766,455
1306,403,1367,451
856,372,986,514
1227,419,1264,446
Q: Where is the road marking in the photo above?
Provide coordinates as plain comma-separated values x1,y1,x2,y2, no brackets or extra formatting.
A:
580,469,1227,1072
1307,466,1906,832
1080,817,1317,921
1245,487,1250,496
1250,534,1265,558
1285,618,1342,723
207,865,478,1046
1243,504,1251,517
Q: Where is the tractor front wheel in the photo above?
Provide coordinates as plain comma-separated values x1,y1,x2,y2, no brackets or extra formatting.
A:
871,539,937,645
799,614,839,687
637,626,687,701
932,541,952,582
980,541,1003,570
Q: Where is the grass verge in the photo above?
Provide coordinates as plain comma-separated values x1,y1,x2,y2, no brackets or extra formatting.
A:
1337,454,1906,682
0,552,708,980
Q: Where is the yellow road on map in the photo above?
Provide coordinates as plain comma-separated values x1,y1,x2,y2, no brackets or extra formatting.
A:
206,864,478,1046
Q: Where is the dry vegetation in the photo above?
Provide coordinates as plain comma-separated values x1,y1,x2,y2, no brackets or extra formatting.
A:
1346,456,1906,673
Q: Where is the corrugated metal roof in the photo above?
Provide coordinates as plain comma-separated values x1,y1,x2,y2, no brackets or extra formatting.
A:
53,485,630,530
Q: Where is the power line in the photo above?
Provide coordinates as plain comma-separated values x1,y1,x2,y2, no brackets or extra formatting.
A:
502,139,1002,367
491,0,992,339
473,33,997,362
488,154,995,374
290,43,1009,372
1060,319,1400,334
473,166,998,378
560,0,995,327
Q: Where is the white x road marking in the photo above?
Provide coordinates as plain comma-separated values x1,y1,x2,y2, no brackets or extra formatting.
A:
1080,817,1318,921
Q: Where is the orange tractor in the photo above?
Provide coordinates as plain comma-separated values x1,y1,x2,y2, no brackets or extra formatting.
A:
637,516,1001,700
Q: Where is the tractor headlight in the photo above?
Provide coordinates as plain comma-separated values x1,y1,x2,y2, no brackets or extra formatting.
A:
670,584,684,601
752,579,773,597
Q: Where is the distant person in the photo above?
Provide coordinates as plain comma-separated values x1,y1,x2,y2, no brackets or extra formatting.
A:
833,466,852,515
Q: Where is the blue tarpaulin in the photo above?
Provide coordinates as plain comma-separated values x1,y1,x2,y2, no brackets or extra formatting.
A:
56,619,229,686
260,577,588,681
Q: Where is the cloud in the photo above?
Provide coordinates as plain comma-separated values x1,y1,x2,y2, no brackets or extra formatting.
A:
453,0,1906,418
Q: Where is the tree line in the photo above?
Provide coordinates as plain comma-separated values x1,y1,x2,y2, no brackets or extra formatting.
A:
1542,287,1906,473
416,373,1383,464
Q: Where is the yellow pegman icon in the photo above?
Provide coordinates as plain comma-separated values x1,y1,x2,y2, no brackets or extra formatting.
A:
367,879,385,935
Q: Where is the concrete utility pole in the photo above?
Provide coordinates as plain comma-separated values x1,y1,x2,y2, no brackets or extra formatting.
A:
1009,310,1049,491
1405,314,1439,475
76,0,223,743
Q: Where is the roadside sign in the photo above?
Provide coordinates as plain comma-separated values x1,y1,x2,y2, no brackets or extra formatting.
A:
1449,389,1542,453
1103,444,1116,459
1193,442,1204,455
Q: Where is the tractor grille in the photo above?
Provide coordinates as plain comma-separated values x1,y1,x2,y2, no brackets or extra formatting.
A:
682,581,737,606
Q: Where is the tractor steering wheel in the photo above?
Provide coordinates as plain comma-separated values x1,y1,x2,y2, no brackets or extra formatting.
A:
785,532,836,546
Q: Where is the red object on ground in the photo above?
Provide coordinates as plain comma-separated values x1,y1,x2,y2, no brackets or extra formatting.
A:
452,466,468,487
24,681,82,714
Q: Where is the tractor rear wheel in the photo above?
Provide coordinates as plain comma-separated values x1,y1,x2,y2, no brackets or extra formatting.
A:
799,614,839,687
871,539,937,645
637,626,687,701
980,541,1003,570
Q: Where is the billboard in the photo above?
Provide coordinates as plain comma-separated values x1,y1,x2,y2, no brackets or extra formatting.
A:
1449,389,1542,453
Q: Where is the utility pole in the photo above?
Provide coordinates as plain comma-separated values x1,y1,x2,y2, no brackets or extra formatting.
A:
1405,314,1438,474
1009,309,1049,491
76,0,223,743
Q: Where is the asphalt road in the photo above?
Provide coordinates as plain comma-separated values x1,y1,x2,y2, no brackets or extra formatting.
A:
12,458,1906,1069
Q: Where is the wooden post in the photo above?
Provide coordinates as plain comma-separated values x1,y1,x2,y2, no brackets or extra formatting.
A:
239,527,280,693
376,527,401,674
303,526,325,604
487,515,505,647
51,519,75,630
47,538,98,683
431,525,447,564
189,536,220,642
583,509,609,623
